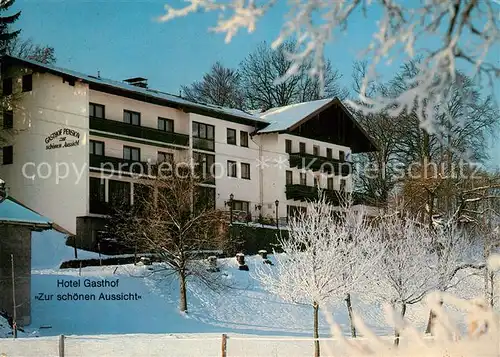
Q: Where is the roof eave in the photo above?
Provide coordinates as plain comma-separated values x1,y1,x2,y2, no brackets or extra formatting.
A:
0,220,52,231
255,98,380,153
333,98,380,153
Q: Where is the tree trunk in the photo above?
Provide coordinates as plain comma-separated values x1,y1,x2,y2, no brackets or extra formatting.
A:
345,293,356,338
489,271,495,307
425,300,442,334
313,301,320,357
394,303,406,346
425,310,435,334
179,271,188,313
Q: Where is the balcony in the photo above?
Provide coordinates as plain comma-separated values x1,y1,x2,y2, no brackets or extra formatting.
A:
193,137,215,151
89,116,189,147
285,184,349,206
288,153,352,176
89,154,151,175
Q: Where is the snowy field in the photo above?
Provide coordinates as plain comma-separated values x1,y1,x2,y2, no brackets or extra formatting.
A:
0,230,497,356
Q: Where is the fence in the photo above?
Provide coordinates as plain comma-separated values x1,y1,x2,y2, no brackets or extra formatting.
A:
0,333,435,357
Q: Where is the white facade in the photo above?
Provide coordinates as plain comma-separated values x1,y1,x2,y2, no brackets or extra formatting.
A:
0,57,376,238
0,68,89,234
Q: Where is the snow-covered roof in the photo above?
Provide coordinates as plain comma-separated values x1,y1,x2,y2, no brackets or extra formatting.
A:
257,98,333,133
0,197,52,226
3,55,267,126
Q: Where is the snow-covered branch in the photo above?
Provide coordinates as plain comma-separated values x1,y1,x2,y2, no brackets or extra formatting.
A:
255,195,377,306
366,215,435,307
159,0,499,139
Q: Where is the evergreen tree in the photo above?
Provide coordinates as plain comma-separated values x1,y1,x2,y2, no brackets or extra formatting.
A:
0,0,20,55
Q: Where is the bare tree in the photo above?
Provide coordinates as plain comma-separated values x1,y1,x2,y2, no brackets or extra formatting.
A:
109,163,229,313
181,61,244,108
159,0,499,141
240,40,347,111
352,61,498,213
367,214,435,344
7,37,56,64
256,195,376,357
424,222,487,334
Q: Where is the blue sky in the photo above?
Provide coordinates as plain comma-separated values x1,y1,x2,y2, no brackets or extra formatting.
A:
13,0,499,167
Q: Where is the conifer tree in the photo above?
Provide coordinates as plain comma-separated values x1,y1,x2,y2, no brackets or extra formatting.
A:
0,0,21,55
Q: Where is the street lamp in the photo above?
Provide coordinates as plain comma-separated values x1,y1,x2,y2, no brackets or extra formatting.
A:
229,193,234,224
275,199,279,229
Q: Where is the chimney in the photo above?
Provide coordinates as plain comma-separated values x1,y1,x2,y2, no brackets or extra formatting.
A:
123,77,148,88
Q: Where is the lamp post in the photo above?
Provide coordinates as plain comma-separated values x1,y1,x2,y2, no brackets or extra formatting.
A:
229,193,234,224
275,199,279,229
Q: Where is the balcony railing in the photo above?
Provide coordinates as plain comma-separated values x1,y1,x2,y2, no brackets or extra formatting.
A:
288,153,352,176
193,137,215,151
285,184,349,206
89,154,152,174
90,116,189,147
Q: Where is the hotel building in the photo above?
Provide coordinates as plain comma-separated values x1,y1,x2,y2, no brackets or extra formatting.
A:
0,55,378,249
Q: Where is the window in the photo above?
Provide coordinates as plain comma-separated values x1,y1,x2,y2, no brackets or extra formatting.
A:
89,140,104,156
2,146,12,165
3,110,13,129
124,110,140,126
300,172,307,186
240,131,249,147
89,177,106,214
2,78,12,96
89,103,105,119
327,177,334,190
22,74,32,92
314,176,319,188
326,148,332,159
285,139,292,153
89,177,105,203
339,150,345,161
299,142,306,154
233,200,249,212
227,160,237,177
192,121,215,151
133,184,152,208
340,179,346,191
286,170,293,185
227,128,236,145
158,151,173,163
287,205,307,220
109,180,131,207
196,186,216,210
241,163,251,179
123,146,140,161
313,145,319,156
158,117,174,132
193,152,215,181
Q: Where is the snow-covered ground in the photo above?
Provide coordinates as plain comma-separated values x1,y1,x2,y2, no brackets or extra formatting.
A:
0,230,496,356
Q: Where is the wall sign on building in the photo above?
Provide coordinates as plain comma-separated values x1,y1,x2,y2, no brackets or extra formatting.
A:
45,128,80,150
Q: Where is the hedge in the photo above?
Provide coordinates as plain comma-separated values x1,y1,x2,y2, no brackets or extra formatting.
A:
227,224,289,256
